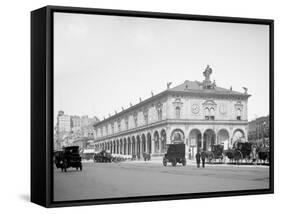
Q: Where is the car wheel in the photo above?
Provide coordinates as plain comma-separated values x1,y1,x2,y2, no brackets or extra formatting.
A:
80,164,82,171
182,158,186,166
163,158,167,166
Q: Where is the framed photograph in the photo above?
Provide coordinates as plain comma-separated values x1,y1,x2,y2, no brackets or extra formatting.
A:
31,5,274,207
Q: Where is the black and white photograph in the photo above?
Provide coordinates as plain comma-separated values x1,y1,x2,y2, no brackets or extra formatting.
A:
52,10,272,203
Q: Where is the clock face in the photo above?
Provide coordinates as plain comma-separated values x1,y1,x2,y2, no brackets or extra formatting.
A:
219,104,227,115
191,104,200,114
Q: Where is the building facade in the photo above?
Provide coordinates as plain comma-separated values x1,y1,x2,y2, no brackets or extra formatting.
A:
93,66,250,159
54,111,100,150
248,115,269,144
57,111,71,133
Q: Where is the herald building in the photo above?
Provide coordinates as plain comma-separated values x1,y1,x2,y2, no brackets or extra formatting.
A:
93,66,250,160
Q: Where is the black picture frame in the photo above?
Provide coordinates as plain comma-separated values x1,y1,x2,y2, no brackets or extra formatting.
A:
31,5,274,208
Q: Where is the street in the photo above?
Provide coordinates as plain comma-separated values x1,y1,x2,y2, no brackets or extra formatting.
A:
54,161,269,201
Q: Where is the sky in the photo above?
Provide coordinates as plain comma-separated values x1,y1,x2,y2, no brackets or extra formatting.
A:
54,12,270,121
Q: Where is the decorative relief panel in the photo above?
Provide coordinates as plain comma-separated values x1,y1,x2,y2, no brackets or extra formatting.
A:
191,104,200,114
219,104,227,115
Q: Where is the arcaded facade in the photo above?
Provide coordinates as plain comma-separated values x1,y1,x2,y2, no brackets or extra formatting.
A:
93,66,250,160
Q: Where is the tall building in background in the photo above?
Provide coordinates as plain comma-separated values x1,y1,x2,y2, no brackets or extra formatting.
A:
57,111,71,133
54,111,100,150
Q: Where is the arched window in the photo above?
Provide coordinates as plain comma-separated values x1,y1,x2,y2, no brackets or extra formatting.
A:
175,106,181,119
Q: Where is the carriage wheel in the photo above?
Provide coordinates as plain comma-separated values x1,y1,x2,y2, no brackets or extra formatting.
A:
208,152,214,164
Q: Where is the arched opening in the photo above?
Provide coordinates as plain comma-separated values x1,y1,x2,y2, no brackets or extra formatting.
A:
147,133,152,154
160,129,167,153
127,137,131,155
154,131,160,153
123,138,127,155
141,134,146,154
132,136,136,156
136,135,141,159
232,129,245,146
116,140,119,154
171,129,185,144
217,129,230,149
203,129,216,151
120,139,123,154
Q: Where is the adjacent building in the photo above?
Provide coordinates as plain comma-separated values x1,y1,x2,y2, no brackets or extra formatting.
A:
54,111,100,150
248,115,269,144
93,66,251,159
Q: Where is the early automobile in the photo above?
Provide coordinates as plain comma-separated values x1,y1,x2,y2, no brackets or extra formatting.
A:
163,144,186,167
93,150,113,162
54,150,64,168
57,146,82,172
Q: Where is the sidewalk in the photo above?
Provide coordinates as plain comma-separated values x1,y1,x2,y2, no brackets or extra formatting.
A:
124,157,269,168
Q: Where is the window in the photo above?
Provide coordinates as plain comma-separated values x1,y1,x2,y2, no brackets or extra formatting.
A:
125,119,129,129
236,108,242,120
204,108,210,120
134,114,138,127
210,108,215,120
144,114,148,125
157,108,162,120
175,106,181,119
118,121,121,132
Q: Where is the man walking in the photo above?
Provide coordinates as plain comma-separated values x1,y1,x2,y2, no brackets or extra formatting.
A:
196,152,201,168
201,150,206,168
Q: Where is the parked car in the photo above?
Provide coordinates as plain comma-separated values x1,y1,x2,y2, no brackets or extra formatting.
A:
163,144,186,167
56,146,82,172
93,150,113,162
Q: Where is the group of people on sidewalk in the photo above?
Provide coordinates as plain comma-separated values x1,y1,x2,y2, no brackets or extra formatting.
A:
196,149,206,168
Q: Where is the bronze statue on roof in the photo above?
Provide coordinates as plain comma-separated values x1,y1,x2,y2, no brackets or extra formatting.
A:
203,65,212,81
202,65,215,89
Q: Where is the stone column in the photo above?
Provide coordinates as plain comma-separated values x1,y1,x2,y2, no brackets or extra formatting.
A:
140,141,143,159
151,139,155,155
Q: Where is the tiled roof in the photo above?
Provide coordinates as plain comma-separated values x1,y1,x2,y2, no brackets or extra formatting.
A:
170,80,247,95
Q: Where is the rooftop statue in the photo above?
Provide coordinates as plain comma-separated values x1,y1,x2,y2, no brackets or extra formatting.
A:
202,65,215,89
203,65,212,81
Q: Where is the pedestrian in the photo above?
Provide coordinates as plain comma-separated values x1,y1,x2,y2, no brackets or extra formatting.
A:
196,152,201,168
201,150,206,168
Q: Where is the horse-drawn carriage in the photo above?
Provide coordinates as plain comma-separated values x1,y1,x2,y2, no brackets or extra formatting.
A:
256,146,270,164
205,144,224,163
204,140,270,165
223,142,253,164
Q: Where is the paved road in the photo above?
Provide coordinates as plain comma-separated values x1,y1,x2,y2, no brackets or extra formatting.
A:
54,161,269,201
